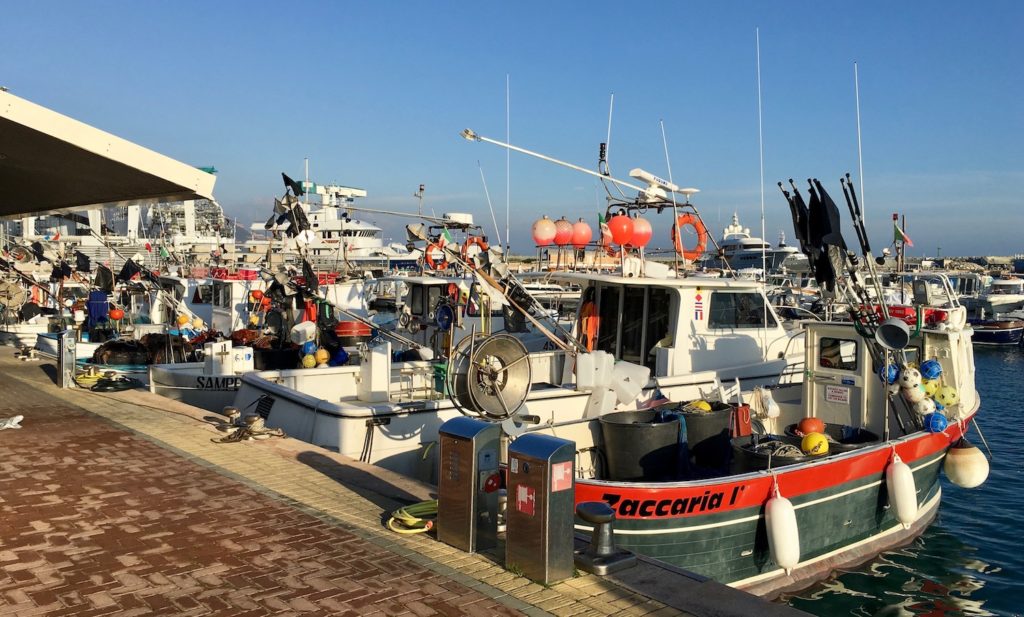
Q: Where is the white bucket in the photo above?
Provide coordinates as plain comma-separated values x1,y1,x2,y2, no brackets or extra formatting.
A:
232,346,254,374
289,321,317,345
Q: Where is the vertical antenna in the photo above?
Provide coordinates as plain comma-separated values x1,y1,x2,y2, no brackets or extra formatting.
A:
505,73,511,255
414,184,425,216
659,120,681,274
854,62,865,213
605,93,615,167
304,157,309,206
756,28,767,283
478,162,503,247
756,27,769,360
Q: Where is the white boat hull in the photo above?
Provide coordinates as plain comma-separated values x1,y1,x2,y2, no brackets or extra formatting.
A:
148,362,241,413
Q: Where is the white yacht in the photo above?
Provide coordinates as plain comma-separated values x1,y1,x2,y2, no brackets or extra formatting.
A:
245,182,418,272
713,214,804,273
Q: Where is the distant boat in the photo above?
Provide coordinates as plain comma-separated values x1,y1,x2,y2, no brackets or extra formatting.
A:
711,214,805,273
245,181,418,271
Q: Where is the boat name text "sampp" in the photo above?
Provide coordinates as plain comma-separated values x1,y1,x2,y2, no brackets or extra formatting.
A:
196,376,242,390
601,486,741,517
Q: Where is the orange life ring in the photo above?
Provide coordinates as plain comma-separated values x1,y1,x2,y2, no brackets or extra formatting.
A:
670,213,708,261
461,236,489,267
424,243,447,270
578,299,599,352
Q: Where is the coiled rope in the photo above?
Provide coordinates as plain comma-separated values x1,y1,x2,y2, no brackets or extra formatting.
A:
386,500,438,534
211,415,286,443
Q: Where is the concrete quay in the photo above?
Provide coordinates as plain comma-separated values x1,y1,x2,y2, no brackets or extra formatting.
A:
0,354,806,616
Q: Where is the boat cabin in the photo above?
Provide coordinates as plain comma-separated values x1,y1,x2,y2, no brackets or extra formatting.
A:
556,273,796,377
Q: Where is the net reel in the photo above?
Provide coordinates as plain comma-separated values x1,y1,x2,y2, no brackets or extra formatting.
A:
447,333,532,423
0,280,28,311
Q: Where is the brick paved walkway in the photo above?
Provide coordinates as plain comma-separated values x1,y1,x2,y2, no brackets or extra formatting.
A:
0,357,688,617
0,377,528,616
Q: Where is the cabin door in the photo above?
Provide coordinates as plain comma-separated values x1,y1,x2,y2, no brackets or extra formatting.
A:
805,327,866,427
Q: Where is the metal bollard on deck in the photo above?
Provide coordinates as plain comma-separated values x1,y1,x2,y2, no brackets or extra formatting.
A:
574,501,637,575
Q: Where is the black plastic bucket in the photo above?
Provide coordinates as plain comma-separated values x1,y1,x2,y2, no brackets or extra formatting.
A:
599,410,681,482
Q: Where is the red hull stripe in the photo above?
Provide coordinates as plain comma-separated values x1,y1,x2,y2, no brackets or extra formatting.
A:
576,422,965,520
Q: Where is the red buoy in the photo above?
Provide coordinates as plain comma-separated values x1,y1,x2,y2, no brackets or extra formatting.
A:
553,217,573,246
571,219,593,249
608,213,634,246
628,217,653,248
531,216,556,246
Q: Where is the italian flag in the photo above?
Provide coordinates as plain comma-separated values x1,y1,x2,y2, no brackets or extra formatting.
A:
893,221,913,247
436,228,454,249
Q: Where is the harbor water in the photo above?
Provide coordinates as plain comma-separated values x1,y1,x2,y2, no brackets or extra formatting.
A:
784,346,1023,616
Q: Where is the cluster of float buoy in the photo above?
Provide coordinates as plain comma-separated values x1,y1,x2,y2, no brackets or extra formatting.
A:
881,358,957,431
531,216,594,249
879,357,989,491
531,211,707,258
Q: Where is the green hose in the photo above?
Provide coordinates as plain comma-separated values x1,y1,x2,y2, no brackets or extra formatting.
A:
387,499,438,534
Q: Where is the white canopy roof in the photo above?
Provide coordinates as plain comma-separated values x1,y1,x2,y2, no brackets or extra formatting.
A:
0,88,216,217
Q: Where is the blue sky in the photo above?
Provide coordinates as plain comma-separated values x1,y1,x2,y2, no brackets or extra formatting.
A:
3,1,1021,257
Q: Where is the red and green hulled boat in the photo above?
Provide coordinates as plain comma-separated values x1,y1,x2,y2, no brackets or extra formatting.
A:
571,318,987,599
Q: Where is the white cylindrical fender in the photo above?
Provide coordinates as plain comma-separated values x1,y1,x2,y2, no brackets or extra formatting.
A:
944,443,990,489
766,488,800,575
886,453,917,529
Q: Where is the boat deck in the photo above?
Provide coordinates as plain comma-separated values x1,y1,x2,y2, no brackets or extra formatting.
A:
0,354,806,616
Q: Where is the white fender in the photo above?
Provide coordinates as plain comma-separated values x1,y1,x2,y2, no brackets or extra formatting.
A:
944,443,990,489
765,486,800,575
886,453,917,529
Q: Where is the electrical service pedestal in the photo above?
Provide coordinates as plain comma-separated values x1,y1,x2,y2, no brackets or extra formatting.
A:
437,417,501,553
505,433,576,585
58,330,76,389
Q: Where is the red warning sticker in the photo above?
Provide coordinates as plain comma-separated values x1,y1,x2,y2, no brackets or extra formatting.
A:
516,485,535,516
551,461,573,492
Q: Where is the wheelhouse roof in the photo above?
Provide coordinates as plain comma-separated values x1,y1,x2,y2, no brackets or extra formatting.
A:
0,89,215,217
547,271,766,290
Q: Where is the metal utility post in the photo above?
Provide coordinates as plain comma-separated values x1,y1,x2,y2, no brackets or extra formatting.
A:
414,184,425,216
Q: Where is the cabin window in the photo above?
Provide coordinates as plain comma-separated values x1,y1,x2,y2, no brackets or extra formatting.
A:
596,286,621,354
620,286,646,362
410,285,424,316
819,337,858,371
192,285,213,305
646,288,671,369
592,285,673,369
213,283,230,308
707,291,776,329
427,286,442,314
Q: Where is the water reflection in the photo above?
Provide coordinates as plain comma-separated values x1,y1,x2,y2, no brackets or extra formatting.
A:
785,530,997,615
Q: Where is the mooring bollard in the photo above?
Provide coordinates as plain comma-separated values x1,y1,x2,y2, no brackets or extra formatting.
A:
574,501,637,575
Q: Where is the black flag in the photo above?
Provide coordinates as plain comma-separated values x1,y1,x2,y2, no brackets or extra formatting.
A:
812,180,847,252
787,186,812,256
74,251,92,273
282,173,305,196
